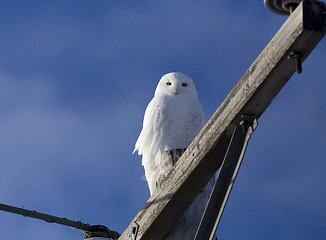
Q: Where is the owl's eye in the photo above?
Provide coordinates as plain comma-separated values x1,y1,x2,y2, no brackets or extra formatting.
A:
182,83,188,87
166,82,172,86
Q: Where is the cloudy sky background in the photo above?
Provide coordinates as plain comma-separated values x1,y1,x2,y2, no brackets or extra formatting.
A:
0,1,325,239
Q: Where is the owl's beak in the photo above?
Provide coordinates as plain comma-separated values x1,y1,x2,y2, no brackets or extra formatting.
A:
172,87,179,95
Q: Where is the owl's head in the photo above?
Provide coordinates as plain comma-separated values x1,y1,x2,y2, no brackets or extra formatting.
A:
155,72,198,98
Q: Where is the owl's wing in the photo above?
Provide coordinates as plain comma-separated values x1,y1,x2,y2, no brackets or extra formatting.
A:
134,96,172,166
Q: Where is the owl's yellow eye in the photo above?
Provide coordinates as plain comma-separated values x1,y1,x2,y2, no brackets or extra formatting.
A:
166,82,172,86
182,83,188,87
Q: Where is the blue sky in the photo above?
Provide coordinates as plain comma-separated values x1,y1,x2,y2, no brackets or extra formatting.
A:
0,1,325,239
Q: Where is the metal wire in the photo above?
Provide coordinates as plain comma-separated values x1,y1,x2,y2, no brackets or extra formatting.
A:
0,203,120,239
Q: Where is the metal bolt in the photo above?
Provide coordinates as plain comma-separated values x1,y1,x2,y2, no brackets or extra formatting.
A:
288,51,302,74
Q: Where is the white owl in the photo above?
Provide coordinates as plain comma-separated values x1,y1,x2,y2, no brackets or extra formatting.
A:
133,72,214,239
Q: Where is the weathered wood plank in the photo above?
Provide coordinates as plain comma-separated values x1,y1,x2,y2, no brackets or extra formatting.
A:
119,1,326,239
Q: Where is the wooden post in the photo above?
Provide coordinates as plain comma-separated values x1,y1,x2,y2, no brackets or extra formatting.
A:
119,1,326,239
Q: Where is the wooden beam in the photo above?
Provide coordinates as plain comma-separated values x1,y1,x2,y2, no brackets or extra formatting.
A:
119,1,326,239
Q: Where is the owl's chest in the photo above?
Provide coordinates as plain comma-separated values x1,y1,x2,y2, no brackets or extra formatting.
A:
160,100,202,140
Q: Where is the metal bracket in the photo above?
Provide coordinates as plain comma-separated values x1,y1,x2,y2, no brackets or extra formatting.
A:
132,222,139,240
194,115,258,240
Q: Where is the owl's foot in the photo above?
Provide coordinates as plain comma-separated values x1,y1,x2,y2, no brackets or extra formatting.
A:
156,173,166,189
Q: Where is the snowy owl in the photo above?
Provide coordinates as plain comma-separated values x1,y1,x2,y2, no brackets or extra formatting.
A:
133,72,214,240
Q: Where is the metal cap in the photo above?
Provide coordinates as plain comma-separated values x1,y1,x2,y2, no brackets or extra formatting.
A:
264,0,302,15
84,225,120,240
